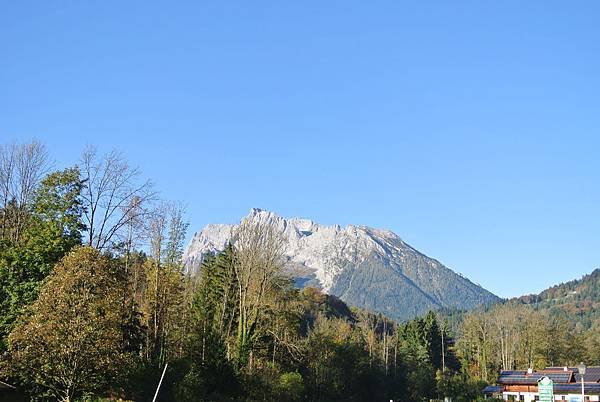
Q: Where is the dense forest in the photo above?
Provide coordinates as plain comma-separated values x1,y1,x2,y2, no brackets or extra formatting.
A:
0,141,598,402
517,269,600,330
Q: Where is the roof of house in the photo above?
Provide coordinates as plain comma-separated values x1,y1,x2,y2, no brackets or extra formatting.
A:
483,385,503,394
485,366,600,396
553,384,600,394
546,367,600,383
498,370,574,385
492,366,600,396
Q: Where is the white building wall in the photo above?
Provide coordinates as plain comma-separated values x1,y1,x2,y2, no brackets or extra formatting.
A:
502,392,599,402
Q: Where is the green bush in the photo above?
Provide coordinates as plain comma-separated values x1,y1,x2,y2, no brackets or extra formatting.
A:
277,371,304,401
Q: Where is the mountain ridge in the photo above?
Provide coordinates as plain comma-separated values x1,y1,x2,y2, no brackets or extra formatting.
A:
184,208,499,320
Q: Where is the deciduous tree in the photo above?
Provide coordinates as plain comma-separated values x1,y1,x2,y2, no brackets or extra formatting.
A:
0,167,84,348
5,247,131,401
80,146,155,251
231,217,285,368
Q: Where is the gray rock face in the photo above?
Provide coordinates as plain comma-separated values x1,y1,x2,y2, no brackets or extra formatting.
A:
184,208,498,320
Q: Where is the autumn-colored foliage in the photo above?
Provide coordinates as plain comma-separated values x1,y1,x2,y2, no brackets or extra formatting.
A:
6,247,131,401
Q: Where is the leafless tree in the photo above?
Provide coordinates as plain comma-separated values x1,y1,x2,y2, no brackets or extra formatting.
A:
231,216,285,368
0,141,50,242
80,146,156,250
143,201,189,364
147,202,169,264
122,195,145,274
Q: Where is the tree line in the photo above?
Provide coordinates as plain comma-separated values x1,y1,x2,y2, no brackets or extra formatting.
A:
0,140,597,401
455,299,600,383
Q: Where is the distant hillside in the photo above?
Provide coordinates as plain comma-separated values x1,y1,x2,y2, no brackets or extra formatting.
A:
516,268,600,329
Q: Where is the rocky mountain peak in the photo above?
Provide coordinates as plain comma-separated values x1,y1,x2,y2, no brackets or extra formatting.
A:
184,209,498,320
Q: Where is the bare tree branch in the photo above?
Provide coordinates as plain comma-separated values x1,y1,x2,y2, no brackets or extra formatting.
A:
79,146,157,251
0,140,50,242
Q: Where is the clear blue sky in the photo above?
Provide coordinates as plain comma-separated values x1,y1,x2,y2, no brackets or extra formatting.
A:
1,1,599,298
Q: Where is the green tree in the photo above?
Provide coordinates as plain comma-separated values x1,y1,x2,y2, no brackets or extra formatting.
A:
191,246,238,358
424,311,443,370
175,247,240,401
437,370,488,402
397,317,437,401
0,167,84,349
4,247,131,401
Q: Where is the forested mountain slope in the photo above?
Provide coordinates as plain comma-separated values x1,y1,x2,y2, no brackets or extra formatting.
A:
517,268,600,330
